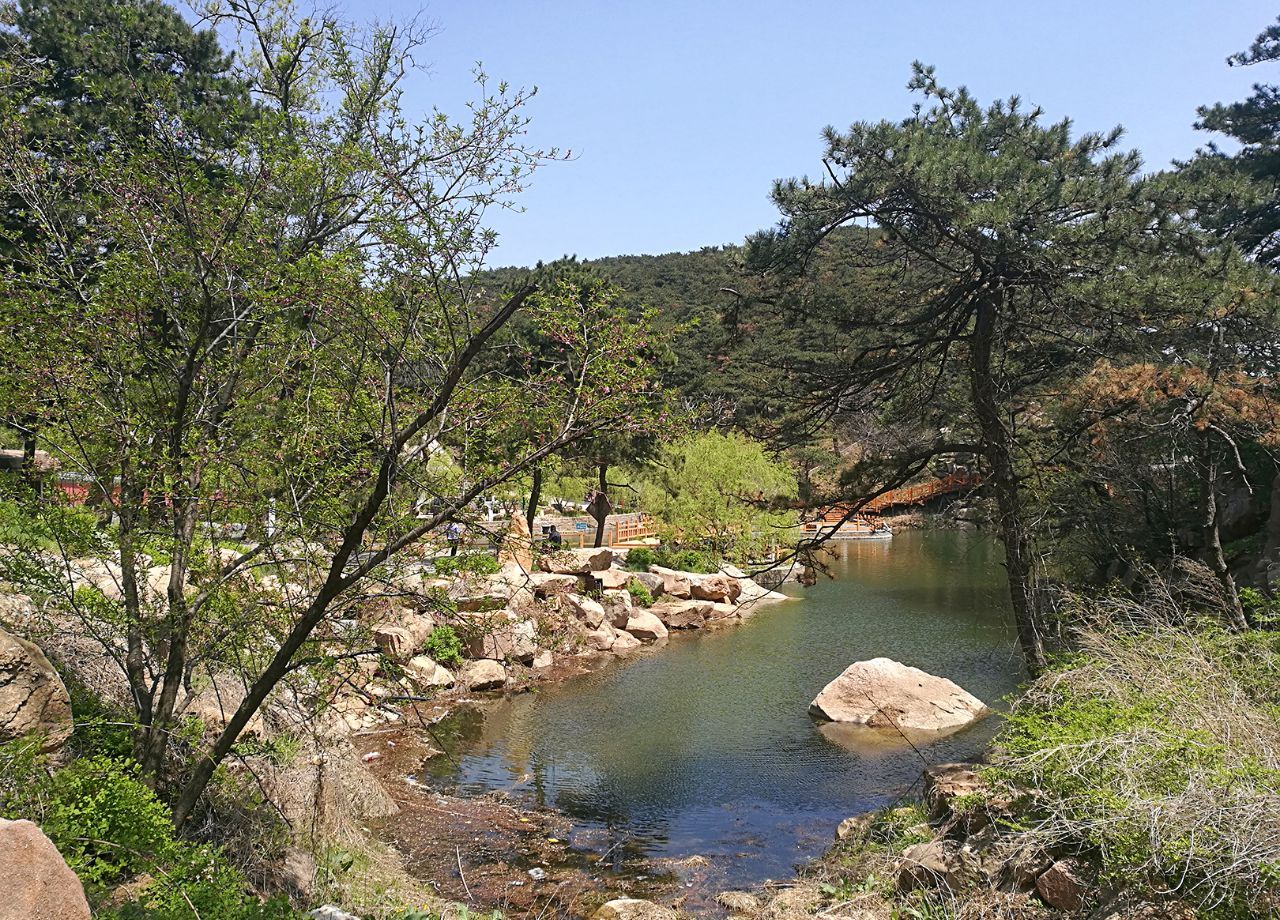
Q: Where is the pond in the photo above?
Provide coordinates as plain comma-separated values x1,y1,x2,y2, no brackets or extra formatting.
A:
421,530,1025,891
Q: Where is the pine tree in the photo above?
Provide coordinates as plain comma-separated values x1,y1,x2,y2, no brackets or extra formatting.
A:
749,63,1184,673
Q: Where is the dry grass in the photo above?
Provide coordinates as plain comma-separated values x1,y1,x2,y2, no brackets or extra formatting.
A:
993,566,1280,915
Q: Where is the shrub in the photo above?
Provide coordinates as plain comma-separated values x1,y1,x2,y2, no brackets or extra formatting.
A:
623,547,657,571
989,584,1280,915
432,552,499,577
100,844,299,920
37,756,175,888
623,545,718,574
65,676,135,760
423,624,464,666
0,747,300,918
1241,586,1280,627
626,579,654,607
665,548,716,574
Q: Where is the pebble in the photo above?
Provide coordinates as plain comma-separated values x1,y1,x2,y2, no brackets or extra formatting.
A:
528,867,547,880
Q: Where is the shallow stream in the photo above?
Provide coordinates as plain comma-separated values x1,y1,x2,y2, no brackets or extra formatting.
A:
422,530,1024,891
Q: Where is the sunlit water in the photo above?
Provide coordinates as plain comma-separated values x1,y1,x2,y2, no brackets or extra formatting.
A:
422,530,1024,889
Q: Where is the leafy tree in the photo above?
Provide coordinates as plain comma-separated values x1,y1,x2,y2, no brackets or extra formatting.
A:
0,0,251,481
0,0,658,827
491,271,672,544
747,64,1191,673
1056,247,1280,626
637,431,797,561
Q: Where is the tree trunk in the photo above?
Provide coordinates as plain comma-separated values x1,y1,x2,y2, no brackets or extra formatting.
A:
526,466,542,535
970,294,1047,675
592,463,610,548
1199,435,1249,630
20,420,40,496
139,489,201,780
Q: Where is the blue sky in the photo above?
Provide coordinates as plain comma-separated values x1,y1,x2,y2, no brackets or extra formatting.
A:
357,1,1279,268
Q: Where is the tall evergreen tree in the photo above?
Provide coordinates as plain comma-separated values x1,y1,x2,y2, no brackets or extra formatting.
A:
1194,14,1280,267
748,64,1185,673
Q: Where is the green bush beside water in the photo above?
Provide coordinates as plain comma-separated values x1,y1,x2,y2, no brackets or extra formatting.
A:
0,743,300,919
989,611,1280,916
626,579,654,606
423,624,465,666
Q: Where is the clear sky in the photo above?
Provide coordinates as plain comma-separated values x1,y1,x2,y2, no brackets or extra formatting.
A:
356,1,1279,268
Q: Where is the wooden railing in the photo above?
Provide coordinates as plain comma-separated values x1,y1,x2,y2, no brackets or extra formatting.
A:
806,473,980,526
611,515,658,546
864,472,979,513
558,514,659,548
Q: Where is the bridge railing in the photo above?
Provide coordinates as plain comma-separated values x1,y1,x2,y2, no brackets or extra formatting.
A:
805,473,981,524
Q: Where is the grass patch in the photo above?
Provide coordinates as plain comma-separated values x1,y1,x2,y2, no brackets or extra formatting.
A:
989,587,1280,915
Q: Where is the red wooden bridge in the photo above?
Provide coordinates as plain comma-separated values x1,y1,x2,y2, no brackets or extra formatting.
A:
803,472,980,534
863,471,980,514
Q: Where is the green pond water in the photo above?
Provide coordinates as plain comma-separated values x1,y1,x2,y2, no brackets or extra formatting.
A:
423,530,1024,889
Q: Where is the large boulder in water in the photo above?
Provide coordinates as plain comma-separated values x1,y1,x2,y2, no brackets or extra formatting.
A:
0,818,91,919
809,658,989,733
0,629,72,752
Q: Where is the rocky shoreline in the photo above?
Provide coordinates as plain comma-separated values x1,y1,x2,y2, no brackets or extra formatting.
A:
334,547,800,914
5,535,1065,920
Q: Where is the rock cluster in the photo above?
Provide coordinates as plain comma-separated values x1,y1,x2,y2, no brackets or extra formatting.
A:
341,550,793,715
817,762,1191,918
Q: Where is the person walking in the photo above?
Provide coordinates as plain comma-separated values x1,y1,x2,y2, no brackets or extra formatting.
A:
445,521,463,556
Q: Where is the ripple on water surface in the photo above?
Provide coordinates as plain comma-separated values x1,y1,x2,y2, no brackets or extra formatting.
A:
423,530,1025,888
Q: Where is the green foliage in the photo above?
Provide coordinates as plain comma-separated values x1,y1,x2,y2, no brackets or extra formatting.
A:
1240,587,1280,626
623,547,659,571
661,548,718,574
34,756,174,888
0,497,104,562
635,431,797,563
423,625,464,667
65,677,134,760
99,844,299,920
392,910,502,920
1193,13,1280,267
865,804,932,851
0,748,300,918
626,578,654,606
622,545,718,574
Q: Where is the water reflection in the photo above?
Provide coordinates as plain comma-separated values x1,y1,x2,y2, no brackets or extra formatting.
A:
422,531,1023,887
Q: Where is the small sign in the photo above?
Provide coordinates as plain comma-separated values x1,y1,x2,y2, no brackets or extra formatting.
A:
574,522,588,531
